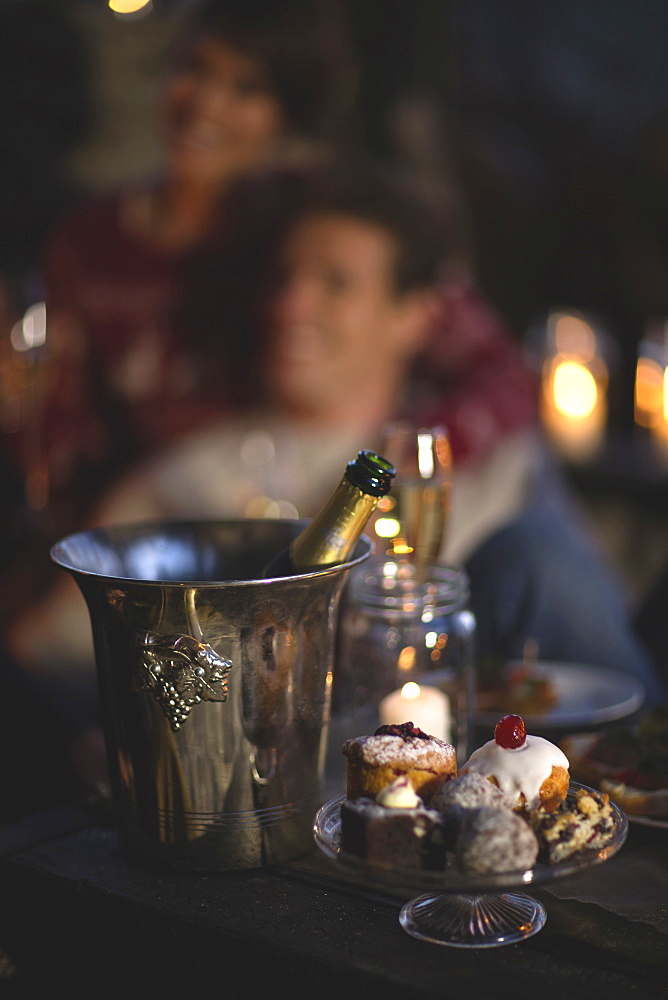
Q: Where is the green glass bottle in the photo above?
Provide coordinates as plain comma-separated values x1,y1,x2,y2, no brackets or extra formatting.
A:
262,450,396,577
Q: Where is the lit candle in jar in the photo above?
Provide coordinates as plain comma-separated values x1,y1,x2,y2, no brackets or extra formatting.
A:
635,326,668,467
541,356,607,462
378,682,450,742
539,312,608,464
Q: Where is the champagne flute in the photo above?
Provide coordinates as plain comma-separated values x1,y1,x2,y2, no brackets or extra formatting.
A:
376,422,452,577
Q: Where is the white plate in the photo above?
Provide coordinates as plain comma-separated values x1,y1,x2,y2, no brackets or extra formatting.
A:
475,662,645,729
561,731,668,827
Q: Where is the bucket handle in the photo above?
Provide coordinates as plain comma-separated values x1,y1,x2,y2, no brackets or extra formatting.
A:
250,747,278,785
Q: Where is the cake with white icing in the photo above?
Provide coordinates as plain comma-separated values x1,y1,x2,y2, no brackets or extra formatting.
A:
460,714,569,812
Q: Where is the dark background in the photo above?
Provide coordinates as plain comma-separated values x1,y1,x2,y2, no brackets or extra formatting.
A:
352,0,668,437
5,0,668,417
5,2,668,332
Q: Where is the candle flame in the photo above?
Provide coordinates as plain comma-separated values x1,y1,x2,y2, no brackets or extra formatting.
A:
401,681,421,699
552,360,598,418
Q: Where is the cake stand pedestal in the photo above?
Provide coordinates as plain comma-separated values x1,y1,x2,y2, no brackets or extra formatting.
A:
399,891,546,947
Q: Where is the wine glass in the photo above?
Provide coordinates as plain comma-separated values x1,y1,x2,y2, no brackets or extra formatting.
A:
374,422,452,578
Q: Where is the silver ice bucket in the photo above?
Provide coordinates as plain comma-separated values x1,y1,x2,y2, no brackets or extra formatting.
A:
51,519,372,872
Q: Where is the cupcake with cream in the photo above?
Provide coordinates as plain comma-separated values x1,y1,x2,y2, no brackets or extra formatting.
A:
461,715,569,812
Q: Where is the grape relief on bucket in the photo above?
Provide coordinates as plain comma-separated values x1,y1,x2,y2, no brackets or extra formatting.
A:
134,630,232,732
132,589,232,732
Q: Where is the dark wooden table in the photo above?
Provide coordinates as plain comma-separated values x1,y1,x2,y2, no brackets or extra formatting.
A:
0,791,666,999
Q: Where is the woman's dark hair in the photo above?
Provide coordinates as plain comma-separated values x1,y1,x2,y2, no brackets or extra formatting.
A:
173,0,358,141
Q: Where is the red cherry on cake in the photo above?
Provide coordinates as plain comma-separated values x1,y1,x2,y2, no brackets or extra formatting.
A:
494,714,526,749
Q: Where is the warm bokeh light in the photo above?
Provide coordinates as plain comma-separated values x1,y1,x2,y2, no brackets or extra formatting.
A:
552,360,598,418
634,356,664,428
374,516,401,538
417,431,436,478
552,312,598,362
10,302,47,352
634,327,668,464
398,649,417,674
540,323,608,463
109,0,152,14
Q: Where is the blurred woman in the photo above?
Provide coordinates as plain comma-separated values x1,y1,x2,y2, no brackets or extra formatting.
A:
31,0,356,536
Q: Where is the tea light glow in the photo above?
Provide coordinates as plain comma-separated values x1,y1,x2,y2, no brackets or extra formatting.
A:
378,681,450,742
635,328,668,464
540,312,608,463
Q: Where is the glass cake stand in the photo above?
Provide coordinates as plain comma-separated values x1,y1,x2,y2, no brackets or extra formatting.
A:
313,781,628,949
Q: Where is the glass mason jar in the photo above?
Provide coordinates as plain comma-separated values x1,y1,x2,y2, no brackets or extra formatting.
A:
331,560,476,768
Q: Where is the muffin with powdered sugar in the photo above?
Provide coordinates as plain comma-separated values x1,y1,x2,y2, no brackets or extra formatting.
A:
342,721,457,805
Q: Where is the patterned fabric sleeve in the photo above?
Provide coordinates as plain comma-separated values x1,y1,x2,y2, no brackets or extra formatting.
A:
412,273,540,468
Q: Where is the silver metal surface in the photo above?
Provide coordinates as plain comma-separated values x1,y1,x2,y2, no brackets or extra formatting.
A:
51,519,372,872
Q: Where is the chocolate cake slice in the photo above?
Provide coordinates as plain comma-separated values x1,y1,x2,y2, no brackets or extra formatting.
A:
340,796,446,869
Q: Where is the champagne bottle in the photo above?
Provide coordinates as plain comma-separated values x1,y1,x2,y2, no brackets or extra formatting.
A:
262,450,396,577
